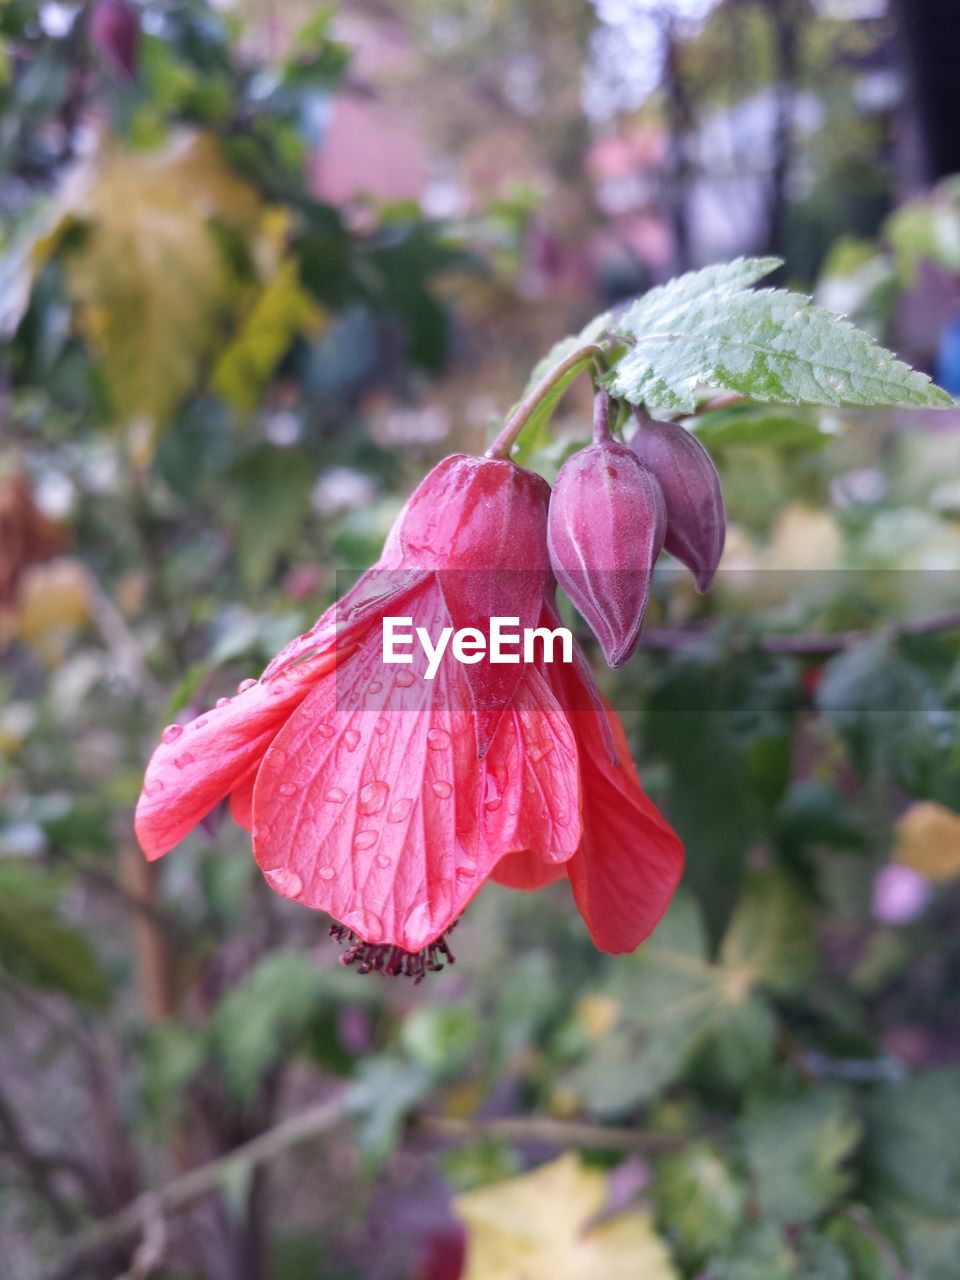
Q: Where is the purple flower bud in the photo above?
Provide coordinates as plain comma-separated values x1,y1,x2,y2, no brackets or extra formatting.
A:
90,1,139,80
548,400,666,668
629,410,726,592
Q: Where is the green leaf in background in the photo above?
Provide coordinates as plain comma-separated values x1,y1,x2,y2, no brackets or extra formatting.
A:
655,1143,747,1266
704,1224,799,1280
568,878,813,1116
606,257,952,414
0,862,108,1005
743,1089,862,1225
862,1069,960,1218
213,258,324,413
689,403,829,451
224,444,314,588
346,1055,433,1164
211,949,335,1101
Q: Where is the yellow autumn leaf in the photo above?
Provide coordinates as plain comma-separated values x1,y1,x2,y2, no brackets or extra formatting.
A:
213,257,324,413
895,801,960,882
455,1153,678,1280
50,131,264,432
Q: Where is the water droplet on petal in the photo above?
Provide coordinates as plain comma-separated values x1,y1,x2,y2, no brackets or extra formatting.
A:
369,681,383,694
344,729,361,752
353,830,378,851
396,670,416,688
264,867,303,898
427,728,450,750
194,718,209,729
375,718,388,735
318,723,335,738
456,864,476,881
376,854,392,869
319,866,336,881
216,698,230,708
325,787,347,804
161,724,183,744
174,753,194,769
431,780,452,799
278,781,297,797
341,908,383,940
387,798,414,823
358,781,388,816
144,779,164,797
483,775,502,812
238,678,258,693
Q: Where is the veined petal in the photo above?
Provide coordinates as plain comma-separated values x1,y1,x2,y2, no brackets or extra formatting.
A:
491,850,568,891
134,647,338,861
253,581,580,952
561,679,683,953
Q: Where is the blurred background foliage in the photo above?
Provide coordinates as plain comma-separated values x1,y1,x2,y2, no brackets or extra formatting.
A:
3,1,960,1278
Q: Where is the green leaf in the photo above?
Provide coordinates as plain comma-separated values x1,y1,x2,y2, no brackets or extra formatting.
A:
0,863,108,1005
210,949,335,1100
705,1224,798,1280
607,258,952,414
213,258,323,413
689,404,829,451
346,1055,432,1163
655,1143,747,1265
862,1069,960,1218
743,1090,862,1225
224,445,314,588
720,872,817,996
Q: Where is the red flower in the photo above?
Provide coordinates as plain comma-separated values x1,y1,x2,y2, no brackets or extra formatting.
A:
135,454,683,975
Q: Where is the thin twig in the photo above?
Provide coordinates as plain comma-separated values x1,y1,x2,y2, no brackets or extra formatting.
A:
640,608,960,658
43,1100,690,1279
40,1095,351,1280
417,1114,686,1153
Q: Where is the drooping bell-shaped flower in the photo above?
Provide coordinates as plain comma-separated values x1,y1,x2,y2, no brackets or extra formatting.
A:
136,450,684,978
629,409,726,593
547,395,666,668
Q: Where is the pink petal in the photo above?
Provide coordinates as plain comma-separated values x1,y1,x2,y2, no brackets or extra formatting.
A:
253,581,580,951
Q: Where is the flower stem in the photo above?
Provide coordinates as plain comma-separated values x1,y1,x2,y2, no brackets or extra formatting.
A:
486,343,604,460
592,389,612,442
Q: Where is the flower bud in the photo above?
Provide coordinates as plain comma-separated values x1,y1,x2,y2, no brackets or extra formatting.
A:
90,1,139,80
629,411,726,592
547,439,666,668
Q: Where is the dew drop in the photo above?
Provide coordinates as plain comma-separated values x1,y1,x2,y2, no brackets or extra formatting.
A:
319,865,336,881
431,780,452,799
216,697,230,708
278,781,298,797
396,670,416,688
375,718,389,735
341,908,384,940
456,864,476,881
353,830,378,851
427,727,450,750
369,681,383,694
161,724,183,744
238,678,257,693
387,797,414,823
483,775,501,812
318,723,335,738
174,753,194,769
195,717,209,730
344,729,361,752
358,781,389,816
264,867,303,898
325,787,347,804
144,779,164,797
375,854,392,870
